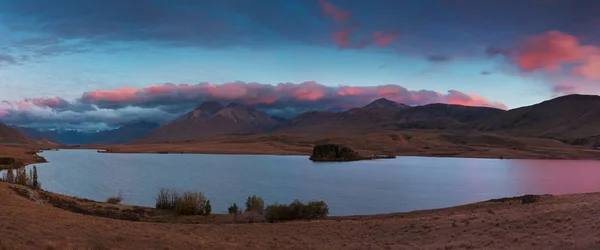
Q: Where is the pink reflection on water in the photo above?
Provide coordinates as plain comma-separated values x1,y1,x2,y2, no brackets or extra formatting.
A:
509,159,600,195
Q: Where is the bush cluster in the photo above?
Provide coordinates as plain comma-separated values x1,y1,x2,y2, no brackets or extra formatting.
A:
309,144,363,161
106,191,124,204
264,200,329,222
245,195,265,214
155,188,211,215
0,157,16,165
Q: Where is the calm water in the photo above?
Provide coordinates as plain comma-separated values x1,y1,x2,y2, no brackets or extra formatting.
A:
20,149,600,216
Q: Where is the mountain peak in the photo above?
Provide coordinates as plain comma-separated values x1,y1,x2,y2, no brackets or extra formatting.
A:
549,94,600,102
226,102,246,109
364,98,408,109
196,101,224,114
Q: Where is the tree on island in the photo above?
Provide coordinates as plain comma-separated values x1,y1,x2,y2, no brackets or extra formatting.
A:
309,144,363,162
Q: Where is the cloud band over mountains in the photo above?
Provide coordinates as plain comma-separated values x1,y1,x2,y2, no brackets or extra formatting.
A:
0,82,507,130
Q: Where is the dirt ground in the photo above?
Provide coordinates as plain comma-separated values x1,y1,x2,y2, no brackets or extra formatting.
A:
2,181,600,249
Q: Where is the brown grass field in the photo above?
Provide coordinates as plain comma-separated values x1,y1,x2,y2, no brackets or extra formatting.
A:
0,142,54,166
2,181,600,249
84,130,600,160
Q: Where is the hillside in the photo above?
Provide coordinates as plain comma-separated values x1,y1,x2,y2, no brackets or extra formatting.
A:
474,94,600,146
140,102,278,142
3,180,600,249
0,122,29,143
275,98,409,134
390,103,505,129
276,99,504,134
0,121,55,165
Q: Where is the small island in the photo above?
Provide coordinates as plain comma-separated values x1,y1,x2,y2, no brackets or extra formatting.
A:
309,144,396,162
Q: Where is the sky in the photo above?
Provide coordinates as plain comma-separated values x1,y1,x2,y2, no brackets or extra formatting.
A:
1,0,599,130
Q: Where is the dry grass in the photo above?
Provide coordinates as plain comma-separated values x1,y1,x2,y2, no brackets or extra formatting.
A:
0,141,55,166
93,130,600,160
2,181,600,249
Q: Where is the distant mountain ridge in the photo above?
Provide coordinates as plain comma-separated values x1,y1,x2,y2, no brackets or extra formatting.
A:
12,94,600,149
138,98,506,141
17,121,160,145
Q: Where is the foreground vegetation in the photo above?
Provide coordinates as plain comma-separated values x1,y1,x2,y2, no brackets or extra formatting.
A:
1,165,40,189
155,188,329,222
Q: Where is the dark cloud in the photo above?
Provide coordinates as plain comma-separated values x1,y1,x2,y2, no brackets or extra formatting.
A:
485,47,512,57
481,70,494,75
426,55,451,62
1,0,599,62
0,54,19,65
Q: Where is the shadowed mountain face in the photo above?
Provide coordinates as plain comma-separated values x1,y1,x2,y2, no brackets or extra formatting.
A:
473,94,600,145
139,102,278,142
390,103,506,129
0,122,29,142
274,99,408,133
17,121,160,145
274,98,504,133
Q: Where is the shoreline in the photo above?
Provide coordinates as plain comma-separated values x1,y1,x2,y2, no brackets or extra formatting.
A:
2,180,599,248
55,146,600,161
0,180,553,221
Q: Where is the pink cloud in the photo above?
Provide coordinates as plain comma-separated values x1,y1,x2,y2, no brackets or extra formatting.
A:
317,0,349,21
445,91,508,110
24,97,70,109
331,28,354,48
372,31,400,47
317,0,399,49
82,87,139,103
514,31,600,80
80,82,507,110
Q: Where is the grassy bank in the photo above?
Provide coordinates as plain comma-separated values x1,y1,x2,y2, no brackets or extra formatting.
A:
3,179,596,249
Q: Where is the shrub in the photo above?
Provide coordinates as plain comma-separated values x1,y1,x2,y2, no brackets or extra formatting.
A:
174,191,207,215
15,168,28,185
309,144,362,161
245,195,265,214
106,191,124,204
155,188,176,209
4,168,15,183
205,200,212,215
154,188,212,216
264,200,329,222
0,157,16,165
228,203,240,215
32,166,39,189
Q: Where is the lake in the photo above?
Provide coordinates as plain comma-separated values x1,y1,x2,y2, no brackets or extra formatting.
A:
20,149,600,216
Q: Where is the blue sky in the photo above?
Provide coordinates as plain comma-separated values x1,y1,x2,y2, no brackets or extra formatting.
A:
0,0,598,129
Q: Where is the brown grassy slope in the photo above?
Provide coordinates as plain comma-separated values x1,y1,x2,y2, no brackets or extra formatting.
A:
0,122,56,165
0,122,29,142
2,182,600,249
475,94,600,141
104,129,600,159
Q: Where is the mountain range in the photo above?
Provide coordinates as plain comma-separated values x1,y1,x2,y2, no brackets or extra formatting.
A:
9,94,600,151
16,122,160,145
